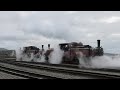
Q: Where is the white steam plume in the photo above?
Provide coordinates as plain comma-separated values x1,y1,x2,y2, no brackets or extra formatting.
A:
91,55,120,69
16,48,23,61
78,54,120,69
49,45,64,64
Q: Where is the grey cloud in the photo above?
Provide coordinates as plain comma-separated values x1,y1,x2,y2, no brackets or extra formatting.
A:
17,11,120,53
1,11,120,53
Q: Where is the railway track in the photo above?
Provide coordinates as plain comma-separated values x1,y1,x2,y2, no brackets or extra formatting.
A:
0,62,89,79
0,65,62,79
0,60,64,79
0,59,120,79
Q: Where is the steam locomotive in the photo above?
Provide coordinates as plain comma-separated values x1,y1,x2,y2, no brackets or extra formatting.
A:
20,40,104,65
58,40,104,64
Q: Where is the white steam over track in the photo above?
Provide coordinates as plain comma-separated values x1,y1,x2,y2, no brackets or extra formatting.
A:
90,55,120,69
77,54,120,69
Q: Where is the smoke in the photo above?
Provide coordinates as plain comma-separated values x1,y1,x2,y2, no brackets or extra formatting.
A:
16,48,22,61
91,55,120,68
49,45,64,64
16,49,45,62
16,48,33,62
33,50,46,63
78,54,120,69
78,52,93,68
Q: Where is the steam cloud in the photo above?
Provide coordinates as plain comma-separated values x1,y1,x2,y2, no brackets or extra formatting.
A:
91,55,120,69
49,45,64,64
78,54,120,69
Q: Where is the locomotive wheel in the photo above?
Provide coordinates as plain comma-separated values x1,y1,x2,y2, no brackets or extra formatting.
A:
73,57,79,65
45,56,49,63
62,56,79,65
31,59,34,62
20,57,22,61
62,56,69,64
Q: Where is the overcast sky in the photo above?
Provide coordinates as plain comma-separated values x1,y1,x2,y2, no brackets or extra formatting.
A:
1,11,120,53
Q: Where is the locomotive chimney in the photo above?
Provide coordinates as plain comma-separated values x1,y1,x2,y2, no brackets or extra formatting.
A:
48,44,50,49
97,40,100,48
42,45,44,50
